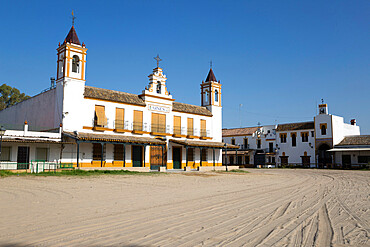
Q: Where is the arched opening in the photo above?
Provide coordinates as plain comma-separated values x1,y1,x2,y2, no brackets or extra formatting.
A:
72,55,80,73
292,133,296,147
156,82,161,94
321,125,326,135
318,144,332,168
215,89,219,102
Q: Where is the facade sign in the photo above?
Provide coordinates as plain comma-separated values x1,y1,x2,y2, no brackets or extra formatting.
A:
148,104,170,113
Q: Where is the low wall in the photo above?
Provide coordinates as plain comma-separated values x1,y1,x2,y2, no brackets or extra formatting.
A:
79,167,151,172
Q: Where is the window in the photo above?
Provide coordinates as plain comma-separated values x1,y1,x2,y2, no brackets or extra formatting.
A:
156,82,161,94
311,131,314,137
187,148,194,161
358,156,370,163
151,113,166,133
133,110,143,131
215,90,219,102
201,149,207,162
257,139,261,149
301,132,309,142
200,120,206,137
320,123,327,135
114,144,124,160
231,138,236,145
72,55,80,73
280,133,287,143
0,146,11,161
291,133,297,147
95,105,107,127
93,143,105,160
115,108,124,129
243,138,248,148
245,155,250,164
36,148,48,161
187,118,194,136
173,116,181,135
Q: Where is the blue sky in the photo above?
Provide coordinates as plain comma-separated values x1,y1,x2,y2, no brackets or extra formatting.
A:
0,0,369,133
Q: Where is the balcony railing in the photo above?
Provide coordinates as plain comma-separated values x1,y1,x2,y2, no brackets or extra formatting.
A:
114,120,130,130
93,118,109,128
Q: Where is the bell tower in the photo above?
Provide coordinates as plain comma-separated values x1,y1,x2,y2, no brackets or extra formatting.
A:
56,25,87,83
201,68,222,107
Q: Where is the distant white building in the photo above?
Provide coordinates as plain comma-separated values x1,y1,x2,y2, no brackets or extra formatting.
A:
223,103,361,168
0,24,237,171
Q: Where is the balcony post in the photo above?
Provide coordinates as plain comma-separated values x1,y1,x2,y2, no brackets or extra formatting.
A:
123,143,126,167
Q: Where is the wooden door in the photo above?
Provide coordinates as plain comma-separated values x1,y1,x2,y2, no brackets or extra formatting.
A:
17,146,30,169
132,145,143,167
172,147,181,169
150,146,167,170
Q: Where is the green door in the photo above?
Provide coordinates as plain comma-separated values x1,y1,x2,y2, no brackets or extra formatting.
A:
173,147,181,169
132,146,143,167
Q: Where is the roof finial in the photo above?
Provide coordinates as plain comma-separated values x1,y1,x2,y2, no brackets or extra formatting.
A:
71,10,76,26
210,60,213,69
154,54,162,68
321,98,324,104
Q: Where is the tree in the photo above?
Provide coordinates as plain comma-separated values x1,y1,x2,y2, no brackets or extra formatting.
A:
0,84,30,110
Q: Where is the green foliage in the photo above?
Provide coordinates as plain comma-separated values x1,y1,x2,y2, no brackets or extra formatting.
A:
0,84,30,110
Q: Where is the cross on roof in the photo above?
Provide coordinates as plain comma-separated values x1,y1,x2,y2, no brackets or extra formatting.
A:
71,10,76,26
154,54,162,68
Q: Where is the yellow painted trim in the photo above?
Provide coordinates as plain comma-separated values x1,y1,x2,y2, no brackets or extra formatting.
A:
172,110,213,117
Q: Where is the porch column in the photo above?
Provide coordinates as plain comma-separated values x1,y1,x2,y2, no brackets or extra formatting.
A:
100,143,104,167
76,141,80,168
236,149,238,165
123,143,126,167
143,144,146,167
213,148,215,167
186,146,188,167
200,147,202,167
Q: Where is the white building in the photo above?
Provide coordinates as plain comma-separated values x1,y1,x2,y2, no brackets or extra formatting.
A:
223,103,361,168
0,25,237,171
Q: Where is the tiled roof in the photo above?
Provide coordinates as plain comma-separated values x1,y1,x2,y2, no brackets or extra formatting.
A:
170,139,239,149
172,102,212,116
84,86,212,116
84,86,146,106
276,121,314,131
336,135,370,146
205,68,217,82
64,132,166,145
63,26,81,45
222,127,259,137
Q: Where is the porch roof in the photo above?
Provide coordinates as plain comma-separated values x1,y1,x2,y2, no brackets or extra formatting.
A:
64,132,166,145
169,139,239,149
2,138,65,144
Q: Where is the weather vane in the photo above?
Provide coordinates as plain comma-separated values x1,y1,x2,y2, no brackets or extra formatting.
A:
154,54,162,67
71,10,76,26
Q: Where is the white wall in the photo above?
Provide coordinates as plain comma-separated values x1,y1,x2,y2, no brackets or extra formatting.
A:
0,88,59,130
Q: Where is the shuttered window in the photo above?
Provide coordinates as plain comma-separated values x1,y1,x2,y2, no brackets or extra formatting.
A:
115,108,124,129
200,120,206,137
201,149,207,162
114,144,124,161
187,118,193,136
173,116,181,135
187,148,194,161
0,147,11,161
133,110,143,131
36,148,48,161
151,113,166,133
93,143,105,160
95,105,107,127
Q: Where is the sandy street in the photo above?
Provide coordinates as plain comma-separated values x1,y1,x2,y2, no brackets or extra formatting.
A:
0,169,369,247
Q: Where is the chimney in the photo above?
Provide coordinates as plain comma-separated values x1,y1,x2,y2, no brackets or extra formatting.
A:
350,119,356,126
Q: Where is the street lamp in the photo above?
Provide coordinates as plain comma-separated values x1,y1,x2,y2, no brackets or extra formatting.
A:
0,126,6,159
